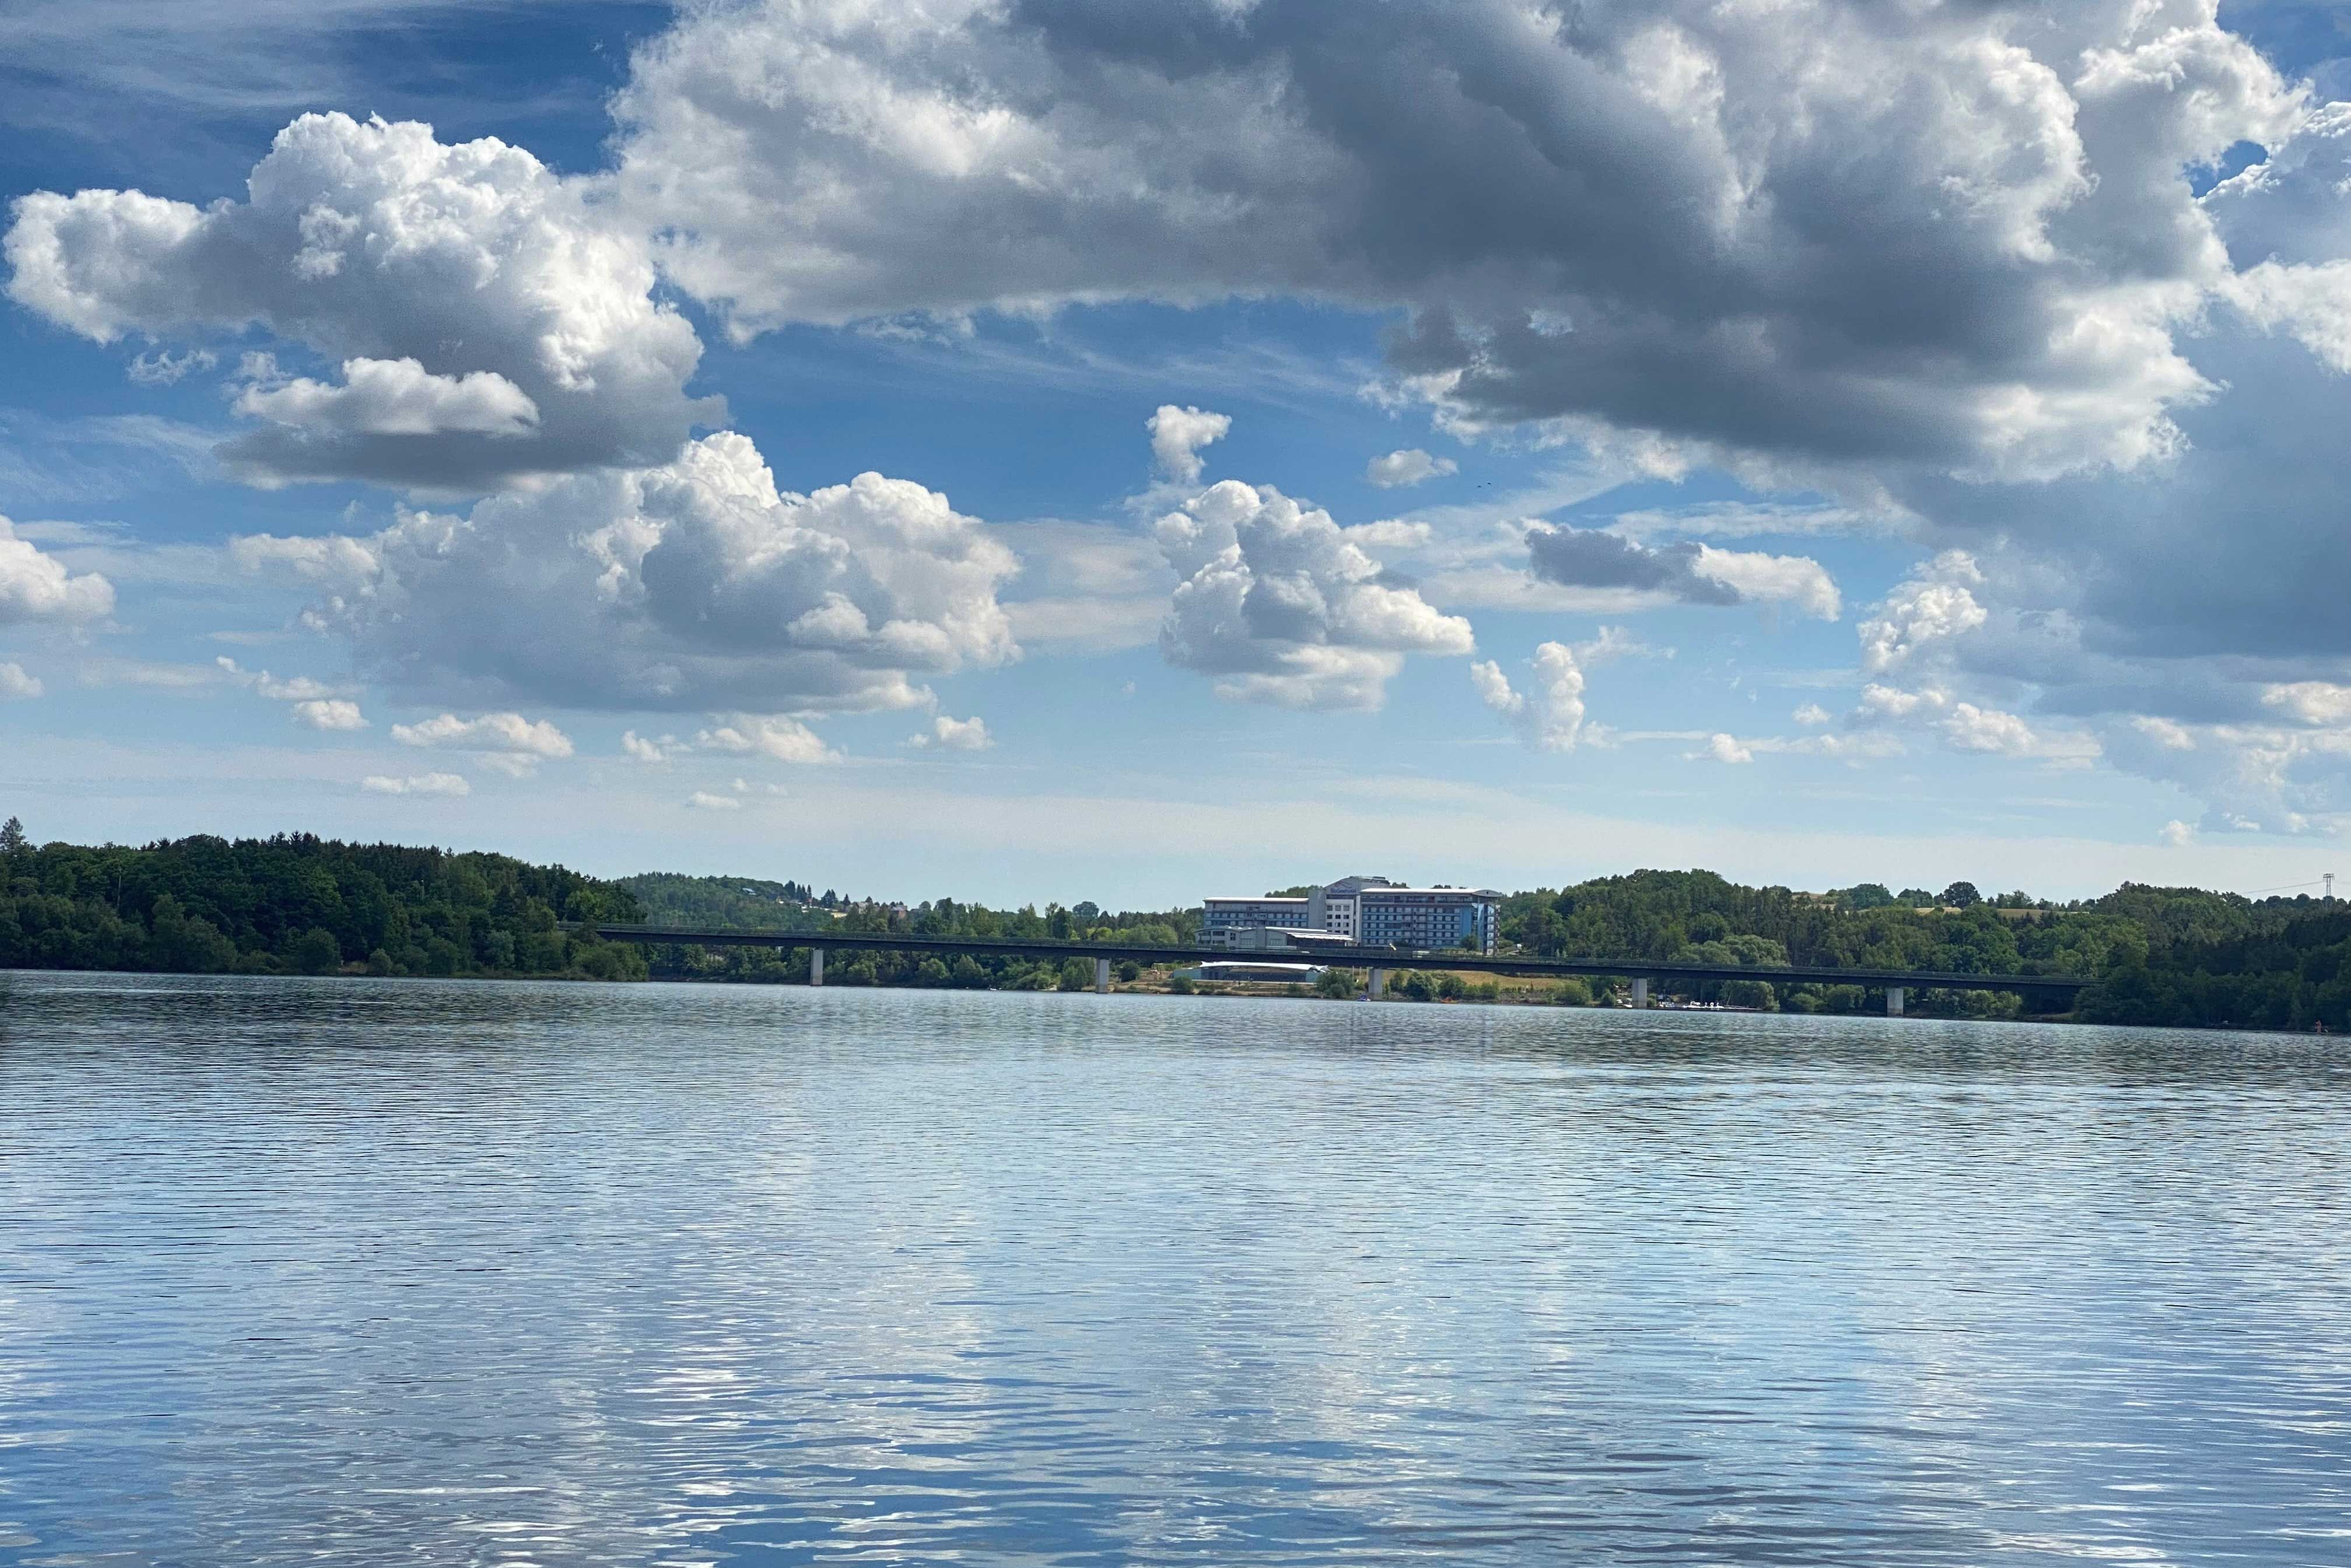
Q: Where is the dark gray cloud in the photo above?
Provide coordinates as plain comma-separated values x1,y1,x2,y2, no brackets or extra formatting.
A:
1524,524,1741,605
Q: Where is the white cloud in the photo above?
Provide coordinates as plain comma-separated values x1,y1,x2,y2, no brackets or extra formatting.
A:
1366,449,1457,488
1146,405,1230,484
2132,715,2198,752
2161,819,2196,847
907,713,992,751
0,662,42,699
1689,733,1755,765
1858,553,1987,674
233,357,540,440
0,514,115,626
1476,641,1589,752
2262,681,2351,727
1156,479,1473,709
360,771,469,796
127,347,215,386
685,790,742,810
1941,702,2038,757
291,698,366,731
1690,547,1841,620
1341,519,1432,550
392,711,573,758
215,658,337,702
389,711,570,775
695,716,841,764
1854,683,1945,722
231,431,1019,715
6,111,717,490
622,730,673,763
1793,702,1831,727
1469,659,1523,719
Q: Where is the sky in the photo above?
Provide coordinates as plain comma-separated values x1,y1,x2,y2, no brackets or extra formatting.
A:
4,0,2351,908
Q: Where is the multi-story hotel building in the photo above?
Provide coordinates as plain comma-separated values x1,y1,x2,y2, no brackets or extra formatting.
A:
1202,876,1501,954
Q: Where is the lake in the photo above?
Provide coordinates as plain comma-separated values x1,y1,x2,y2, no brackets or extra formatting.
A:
2,970,2346,1565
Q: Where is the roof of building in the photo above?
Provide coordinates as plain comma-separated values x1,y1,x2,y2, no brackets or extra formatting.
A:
1353,886,1505,899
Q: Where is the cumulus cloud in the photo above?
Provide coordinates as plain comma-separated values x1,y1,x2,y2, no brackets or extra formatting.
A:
0,662,41,699
1157,479,1473,709
907,714,992,750
685,790,742,810
1474,641,1596,752
1524,523,1838,618
1793,703,1831,727
1468,659,1522,719
622,730,673,763
392,711,571,757
1848,680,2097,768
6,111,718,490
232,431,1020,716
361,772,469,796
2263,681,2351,727
1366,449,1456,488
233,356,540,440
0,514,114,625
1941,702,2038,757
292,698,366,731
1689,733,1754,765
2161,819,2196,847
696,716,841,764
391,711,570,775
1857,553,1987,674
605,0,2295,481
1147,405,1230,484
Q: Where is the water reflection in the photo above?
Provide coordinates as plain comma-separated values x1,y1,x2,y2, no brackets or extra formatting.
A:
1,972,2346,1565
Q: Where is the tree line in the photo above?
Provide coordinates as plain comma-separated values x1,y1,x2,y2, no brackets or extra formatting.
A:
1499,869,2351,1027
0,820,647,980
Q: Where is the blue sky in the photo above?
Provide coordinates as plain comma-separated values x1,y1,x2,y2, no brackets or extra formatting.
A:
5,1,2351,906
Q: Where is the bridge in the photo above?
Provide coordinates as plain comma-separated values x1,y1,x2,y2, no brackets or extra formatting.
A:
587,924,2093,1015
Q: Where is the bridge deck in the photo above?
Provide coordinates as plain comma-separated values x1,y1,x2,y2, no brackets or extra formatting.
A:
589,924,2090,996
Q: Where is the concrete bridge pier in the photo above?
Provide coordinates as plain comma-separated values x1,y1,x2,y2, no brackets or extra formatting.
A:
1631,977,1650,1009
1369,966,1389,999
809,947,824,987
1095,957,1111,994
1886,985,1904,1017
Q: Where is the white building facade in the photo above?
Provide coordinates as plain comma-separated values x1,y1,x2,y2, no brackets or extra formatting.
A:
1202,877,1501,954
1200,896,1313,948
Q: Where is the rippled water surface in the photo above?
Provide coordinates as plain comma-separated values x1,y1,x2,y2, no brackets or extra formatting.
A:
3,972,2349,1566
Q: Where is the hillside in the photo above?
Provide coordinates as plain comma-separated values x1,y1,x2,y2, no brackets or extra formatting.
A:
0,822,645,980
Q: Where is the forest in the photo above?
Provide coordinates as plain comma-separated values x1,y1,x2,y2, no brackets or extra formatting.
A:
0,820,647,980
6,817,2350,1028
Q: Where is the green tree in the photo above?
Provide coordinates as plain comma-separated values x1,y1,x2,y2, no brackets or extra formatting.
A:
1941,881,1983,908
289,926,343,975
